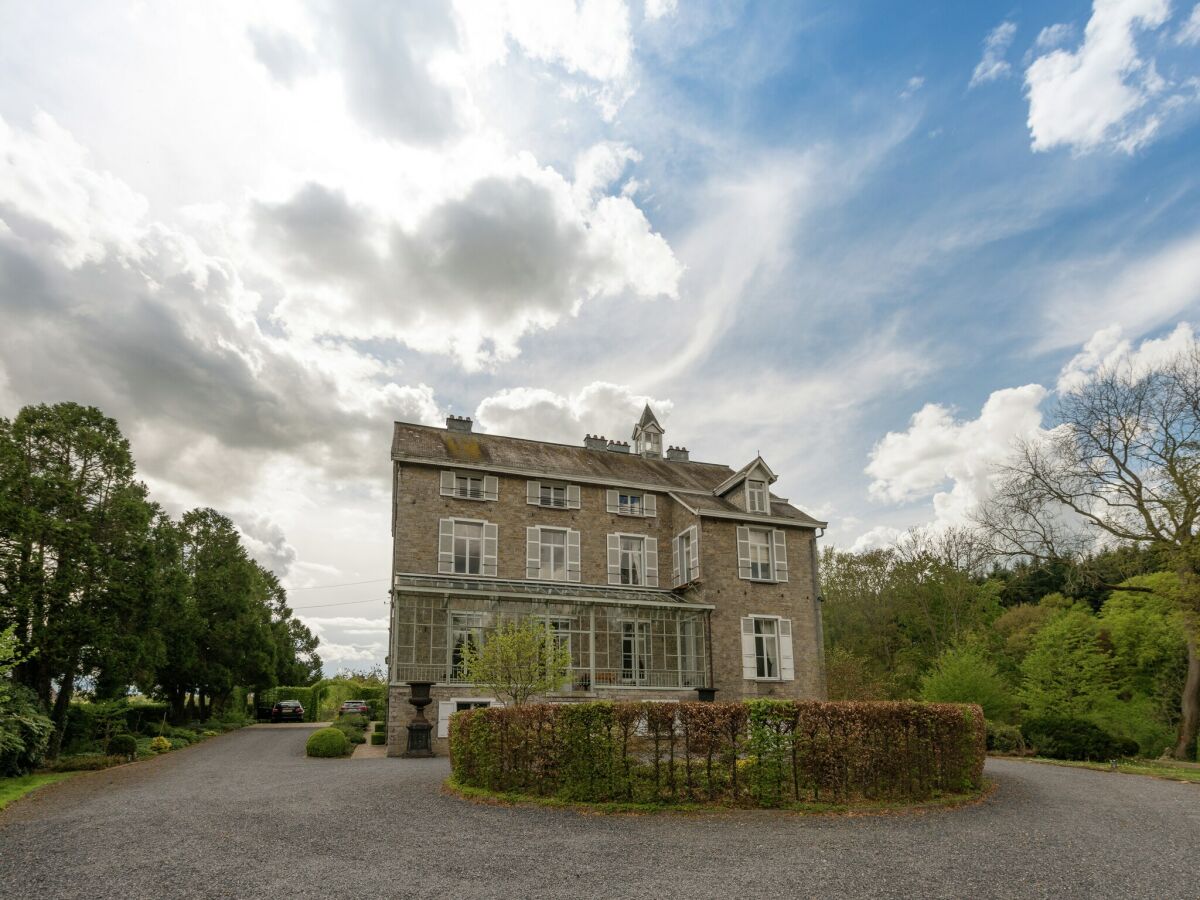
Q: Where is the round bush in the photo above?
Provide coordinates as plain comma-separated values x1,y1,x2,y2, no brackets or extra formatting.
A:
306,727,350,758
452,700,986,807
107,733,138,759
148,735,171,753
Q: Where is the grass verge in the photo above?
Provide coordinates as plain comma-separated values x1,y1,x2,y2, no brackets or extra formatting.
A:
445,777,994,817
1011,757,1200,784
0,773,77,811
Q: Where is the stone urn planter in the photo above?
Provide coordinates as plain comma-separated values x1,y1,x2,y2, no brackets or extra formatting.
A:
402,681,435,758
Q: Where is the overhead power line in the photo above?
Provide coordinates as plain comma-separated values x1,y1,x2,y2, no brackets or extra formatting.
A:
286,578,389,591
289,596,389,612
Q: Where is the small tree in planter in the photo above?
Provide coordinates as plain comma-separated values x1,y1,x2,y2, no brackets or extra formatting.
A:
457,619,572,707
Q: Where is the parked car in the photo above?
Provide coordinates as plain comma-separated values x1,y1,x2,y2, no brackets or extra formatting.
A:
271,700,305,722
338,700,371,718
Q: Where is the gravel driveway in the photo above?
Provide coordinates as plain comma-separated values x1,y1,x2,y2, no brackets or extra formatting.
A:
2,724,1198,899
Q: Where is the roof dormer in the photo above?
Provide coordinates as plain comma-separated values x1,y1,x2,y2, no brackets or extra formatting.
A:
713,455,778,513
631,404,664,459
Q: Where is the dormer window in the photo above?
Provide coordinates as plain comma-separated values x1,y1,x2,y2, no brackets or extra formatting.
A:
642,431,661,458
747,479,767,513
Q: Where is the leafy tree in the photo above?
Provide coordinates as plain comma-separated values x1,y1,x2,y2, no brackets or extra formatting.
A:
920,644,1014,722
978,342,1200,758
457,618,571,707
824,646,886,700
1019,608,1116,720
0,624,53,775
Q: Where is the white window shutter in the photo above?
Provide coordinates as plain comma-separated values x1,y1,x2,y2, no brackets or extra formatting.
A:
438,519,454,574
567,484,581,509
643,494,656,518
483,475,499,501
527,481,540,505
606,534,620,584
567,529,581,582
482,522,498,576
438,701,453,739
688,525,701,582
736,526,752,580
526,526,540,579
741,618,757,679
440,471,455,496
773,530,788,582
645,537,658,587
672,536,681,587
606,489,619,513
779,619,795,681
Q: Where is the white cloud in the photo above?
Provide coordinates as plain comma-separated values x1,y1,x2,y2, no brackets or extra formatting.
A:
900,75,925,99
1056,321,1196,392
1178,4,1200,45
866,384,1049,528
1042,228,1200,349
474,382,671,444
644,0,678,21
1035,23,1075,52
849,525,904,553
970,21,1018,88
1024,0,1177,154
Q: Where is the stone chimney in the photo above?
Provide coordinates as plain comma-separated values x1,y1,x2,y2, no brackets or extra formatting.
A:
446,415,473,433
666,446,690,461
584,434,608,450
607,439,630,453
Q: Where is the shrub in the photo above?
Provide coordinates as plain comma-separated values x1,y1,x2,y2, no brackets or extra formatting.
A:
370,732,386,745
1022,715,1139,761
306,727,350,758
202,730,218,738
451,700,986,806
167,737,190,750
337,714,367,730
920,645,1014,722
985,721,1027,755
149,736,171,753
107,733,138,759
333,723,366,744
0,684,54,776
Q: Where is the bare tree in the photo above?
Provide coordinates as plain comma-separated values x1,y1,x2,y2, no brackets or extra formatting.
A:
977,344,1200,759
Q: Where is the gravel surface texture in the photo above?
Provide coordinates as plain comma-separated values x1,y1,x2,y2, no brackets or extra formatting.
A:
2,724,1198,899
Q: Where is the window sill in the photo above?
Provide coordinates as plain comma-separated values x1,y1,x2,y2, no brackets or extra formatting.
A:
446,493,494,502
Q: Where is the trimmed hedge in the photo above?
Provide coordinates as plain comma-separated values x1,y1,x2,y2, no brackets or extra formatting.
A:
306,727,351,758
451,700,986,806
370,732,387,746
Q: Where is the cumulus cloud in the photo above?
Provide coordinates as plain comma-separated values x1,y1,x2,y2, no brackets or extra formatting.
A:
849,525,904,553
253,157,681,370
970,21,1018,88
1034,23,1075,52
866,385,1049,527
865,324,1197,532
474,382,672,444
1024,0,1179,154
0,112,444,498
237,514,299,576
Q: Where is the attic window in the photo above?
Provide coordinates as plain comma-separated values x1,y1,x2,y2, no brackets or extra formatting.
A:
747,479,767,513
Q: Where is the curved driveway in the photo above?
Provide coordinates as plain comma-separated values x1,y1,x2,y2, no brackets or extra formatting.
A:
2,724,1197,899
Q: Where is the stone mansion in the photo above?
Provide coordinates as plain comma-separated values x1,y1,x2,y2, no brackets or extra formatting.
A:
385,406,828,753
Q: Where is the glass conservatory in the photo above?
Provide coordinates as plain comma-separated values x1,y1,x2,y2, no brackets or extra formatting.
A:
390,575,710,693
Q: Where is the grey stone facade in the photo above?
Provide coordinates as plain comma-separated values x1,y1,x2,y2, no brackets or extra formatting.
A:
386,408,827,755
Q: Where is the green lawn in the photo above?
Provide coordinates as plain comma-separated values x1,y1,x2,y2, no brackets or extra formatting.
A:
0,772,77,811
1017,757,1200,784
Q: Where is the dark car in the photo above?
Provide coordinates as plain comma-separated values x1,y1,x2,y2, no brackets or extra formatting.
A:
338,700,371,718
271,700,305,722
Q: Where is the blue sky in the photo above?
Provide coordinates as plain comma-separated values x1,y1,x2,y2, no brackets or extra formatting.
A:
1,0,1198,669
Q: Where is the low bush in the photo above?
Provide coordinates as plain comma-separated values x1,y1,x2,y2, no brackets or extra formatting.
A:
1022,716,1139,761
985,721,1027,755
148,736,171,753
167,737,190,750
451,700,986,807
337,714,368,730
333,722,366,744
107,733,138,760
202,730,218,738
40,754,123,772
306,727,350,758
370,732,386,746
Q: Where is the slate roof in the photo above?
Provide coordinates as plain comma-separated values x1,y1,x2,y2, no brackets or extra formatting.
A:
672,491,826,528
392,421,826,527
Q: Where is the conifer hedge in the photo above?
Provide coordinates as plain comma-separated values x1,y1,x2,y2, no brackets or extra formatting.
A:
450,700,985,806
